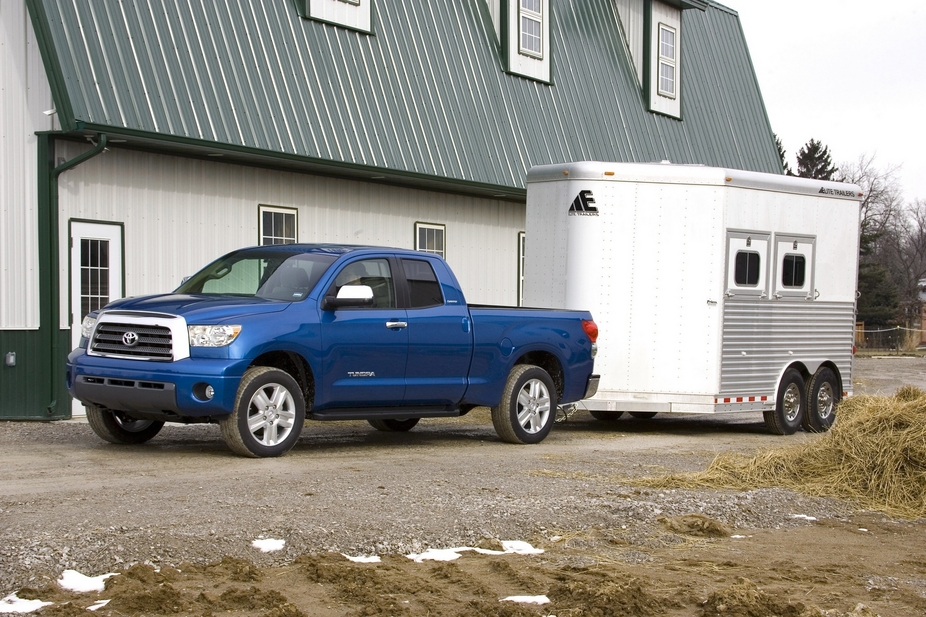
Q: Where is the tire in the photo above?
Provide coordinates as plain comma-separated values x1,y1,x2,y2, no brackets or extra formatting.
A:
590,410,624,421
764,368,805,435
220,367,306,458
629,412,657,420
803,367,840,433
368,418,420,432
491,364,558,444
85,405,164,445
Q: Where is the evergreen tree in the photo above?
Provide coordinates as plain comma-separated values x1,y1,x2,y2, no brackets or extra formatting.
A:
775,134,793,175
796,138,837,180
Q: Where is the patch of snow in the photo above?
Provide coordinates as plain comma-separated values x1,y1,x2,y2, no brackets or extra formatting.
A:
790,514,818,521
58,570,117,593
341,554,381,563
88,599,111,612
407,541,544,563
501,541,544,555
0,593,53,614
406,548,464,562
501,595,550,605
731,535,747,539
251,538,285,553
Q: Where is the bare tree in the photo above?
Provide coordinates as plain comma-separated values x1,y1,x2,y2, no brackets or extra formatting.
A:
837,154,904,259
884,199,926,329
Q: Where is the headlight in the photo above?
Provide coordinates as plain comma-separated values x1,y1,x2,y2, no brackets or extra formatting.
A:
188,325,242,347
80,315,98,339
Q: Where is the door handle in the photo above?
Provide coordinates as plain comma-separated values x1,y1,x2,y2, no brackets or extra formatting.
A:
385,321,408,329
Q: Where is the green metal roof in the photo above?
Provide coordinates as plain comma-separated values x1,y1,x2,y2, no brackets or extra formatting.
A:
27,0,780,196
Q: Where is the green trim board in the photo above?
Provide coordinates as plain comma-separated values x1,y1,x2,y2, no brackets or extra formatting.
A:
0,329,70,420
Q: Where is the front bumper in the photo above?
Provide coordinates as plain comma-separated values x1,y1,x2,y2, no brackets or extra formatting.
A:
67,349,249,418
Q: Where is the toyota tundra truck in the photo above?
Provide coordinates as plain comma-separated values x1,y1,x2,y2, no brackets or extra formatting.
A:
67,245,599,457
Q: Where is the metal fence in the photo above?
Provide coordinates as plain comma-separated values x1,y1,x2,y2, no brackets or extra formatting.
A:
856,324,924,351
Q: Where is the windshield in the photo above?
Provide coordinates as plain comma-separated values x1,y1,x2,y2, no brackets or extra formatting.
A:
175,250,337,301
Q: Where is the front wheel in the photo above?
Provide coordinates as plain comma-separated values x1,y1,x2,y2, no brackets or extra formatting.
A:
220,367,306,458
803,368,840,433
368,418,420,432
491,365,557,444
764,369,805,435
590,410,624,422
86,405,164,444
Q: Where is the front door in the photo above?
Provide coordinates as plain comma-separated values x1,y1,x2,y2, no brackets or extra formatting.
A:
69,221,124,416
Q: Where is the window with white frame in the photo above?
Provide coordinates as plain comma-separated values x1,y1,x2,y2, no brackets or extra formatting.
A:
658,24,677,98
415,222,445,258
260,206,297,245
520,0,543,57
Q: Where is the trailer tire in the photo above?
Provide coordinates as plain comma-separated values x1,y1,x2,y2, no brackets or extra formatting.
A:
629,412,658,420
492,364,557,444
803,367,840,433
765,369,805,435
221,367,305,458
368,418,420,432
590,411,624,421
86,405,164,444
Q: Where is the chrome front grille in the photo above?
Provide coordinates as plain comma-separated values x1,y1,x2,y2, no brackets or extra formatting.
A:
90,322,173,360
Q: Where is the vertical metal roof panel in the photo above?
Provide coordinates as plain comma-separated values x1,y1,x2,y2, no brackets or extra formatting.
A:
30,0,780,191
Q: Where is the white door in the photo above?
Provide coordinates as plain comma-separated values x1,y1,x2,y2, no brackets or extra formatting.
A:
724,231,770,299
772,235,816,300
70,222,123,416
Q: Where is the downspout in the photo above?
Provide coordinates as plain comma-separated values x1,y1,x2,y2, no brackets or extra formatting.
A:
43,133,108,415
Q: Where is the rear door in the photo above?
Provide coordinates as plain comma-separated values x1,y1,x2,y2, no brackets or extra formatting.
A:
317,257,408,409
400,258,472,405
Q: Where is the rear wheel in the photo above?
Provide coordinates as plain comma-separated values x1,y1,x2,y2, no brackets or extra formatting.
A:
492,364,557,444
86,405,164,444
590,410,624,421
368,418,420,432
803,367,840,433
221,367,305,458
764,369,805,435
629,412,658,420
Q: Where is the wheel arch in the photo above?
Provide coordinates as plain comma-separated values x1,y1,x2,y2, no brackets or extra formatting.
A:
249,350,316,410
513,350,564,401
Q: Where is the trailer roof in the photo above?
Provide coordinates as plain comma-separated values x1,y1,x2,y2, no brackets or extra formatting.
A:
526,161,864,202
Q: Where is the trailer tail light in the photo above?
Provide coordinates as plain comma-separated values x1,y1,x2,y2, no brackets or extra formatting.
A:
582,320,599,359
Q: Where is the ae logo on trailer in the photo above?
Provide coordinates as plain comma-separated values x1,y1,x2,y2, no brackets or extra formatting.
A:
567,190,599,216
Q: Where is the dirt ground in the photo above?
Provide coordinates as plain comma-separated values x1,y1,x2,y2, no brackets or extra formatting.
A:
1,356,925,616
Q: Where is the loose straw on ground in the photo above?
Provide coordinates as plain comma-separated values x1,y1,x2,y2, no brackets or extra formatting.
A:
635,386,926,519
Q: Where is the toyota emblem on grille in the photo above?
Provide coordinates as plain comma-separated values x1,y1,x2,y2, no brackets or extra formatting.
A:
122,331,140,347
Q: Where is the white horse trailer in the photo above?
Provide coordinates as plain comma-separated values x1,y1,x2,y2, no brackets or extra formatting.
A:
523,162,863,434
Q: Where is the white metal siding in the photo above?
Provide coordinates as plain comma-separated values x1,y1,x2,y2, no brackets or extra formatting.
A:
613,0,644,84
56,144,524,327
0,2,57,329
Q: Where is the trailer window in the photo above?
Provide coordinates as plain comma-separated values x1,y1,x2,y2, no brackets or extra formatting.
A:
781,254,806,288
734,251,761,286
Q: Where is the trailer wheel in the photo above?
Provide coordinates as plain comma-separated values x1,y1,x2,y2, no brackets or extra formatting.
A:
629,412,658,420
368,418,420,432
220,367,305,458
492,364,557,444
764,369,805,435
86,405,164,444
590,411,624,421
803,368,840,433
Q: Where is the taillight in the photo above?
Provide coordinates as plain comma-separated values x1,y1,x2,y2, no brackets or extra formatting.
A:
582,320,598,343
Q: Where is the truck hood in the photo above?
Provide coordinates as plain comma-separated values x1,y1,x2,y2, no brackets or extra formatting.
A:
101,294,292,322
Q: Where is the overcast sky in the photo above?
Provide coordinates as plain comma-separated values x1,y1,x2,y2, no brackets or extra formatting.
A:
732,1,925,204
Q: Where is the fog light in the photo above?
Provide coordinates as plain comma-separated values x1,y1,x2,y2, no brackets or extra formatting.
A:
205,385,215,400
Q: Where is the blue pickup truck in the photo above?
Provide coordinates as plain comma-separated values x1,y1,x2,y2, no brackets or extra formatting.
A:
67,245,599,457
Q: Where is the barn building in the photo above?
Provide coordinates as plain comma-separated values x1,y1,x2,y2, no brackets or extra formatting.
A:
1,0,780,419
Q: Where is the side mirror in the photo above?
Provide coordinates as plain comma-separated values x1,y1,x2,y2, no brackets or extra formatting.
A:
323,285,374,310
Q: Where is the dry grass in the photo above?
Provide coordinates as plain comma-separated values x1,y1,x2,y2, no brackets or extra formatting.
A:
637,386,926,519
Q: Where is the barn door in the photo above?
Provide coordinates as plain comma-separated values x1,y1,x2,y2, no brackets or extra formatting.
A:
69,221,124,415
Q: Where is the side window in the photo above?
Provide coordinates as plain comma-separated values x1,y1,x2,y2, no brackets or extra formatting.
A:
260,206,297,245
781,255,806,288
330,259,395,309
657,24,677,98
734,251,760,287
403,259,444,309
520,0,543,58
415,222,445,258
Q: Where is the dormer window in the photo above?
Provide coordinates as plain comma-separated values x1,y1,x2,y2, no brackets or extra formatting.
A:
297,0,371,33
657,24,677,98
520,0,543,57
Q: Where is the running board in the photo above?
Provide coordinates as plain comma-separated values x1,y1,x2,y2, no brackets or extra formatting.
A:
308,406,461,421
